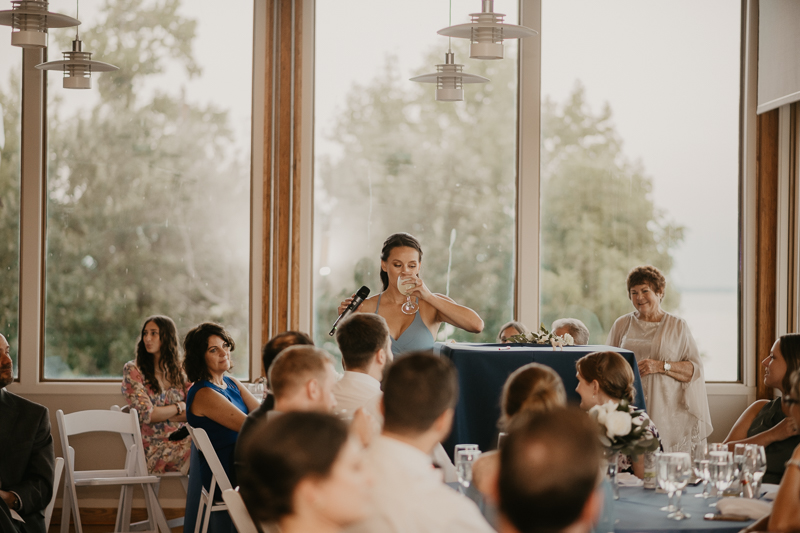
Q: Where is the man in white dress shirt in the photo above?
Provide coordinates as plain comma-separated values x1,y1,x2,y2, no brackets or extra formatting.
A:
333,313,392,422
494,407,603,533
344,352,495,533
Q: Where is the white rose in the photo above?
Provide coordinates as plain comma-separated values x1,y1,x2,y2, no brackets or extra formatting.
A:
563,333,575,345
605,410,632,439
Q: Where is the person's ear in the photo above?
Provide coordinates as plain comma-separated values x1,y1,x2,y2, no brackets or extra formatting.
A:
306,378,321,401
591,380,601,396
433,408,454,437
375,348,386,366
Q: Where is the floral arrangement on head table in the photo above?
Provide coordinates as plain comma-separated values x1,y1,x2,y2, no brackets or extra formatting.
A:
588,399,661,456
505,323,575,348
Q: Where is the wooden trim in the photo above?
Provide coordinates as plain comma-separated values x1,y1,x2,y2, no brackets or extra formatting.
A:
261,0,305,342
789,103,798,331
755,108,780,400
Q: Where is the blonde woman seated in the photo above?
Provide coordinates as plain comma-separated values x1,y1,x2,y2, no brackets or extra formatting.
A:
742,369,800,533
575,351,661,478
473,363,566,495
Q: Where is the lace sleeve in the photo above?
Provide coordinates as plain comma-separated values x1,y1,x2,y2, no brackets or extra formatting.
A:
122,362,155,424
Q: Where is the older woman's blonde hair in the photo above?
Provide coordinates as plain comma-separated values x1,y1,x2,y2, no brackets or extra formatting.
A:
500,363,566,430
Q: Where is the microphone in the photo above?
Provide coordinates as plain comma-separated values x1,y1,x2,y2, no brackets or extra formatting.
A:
329,286,370,336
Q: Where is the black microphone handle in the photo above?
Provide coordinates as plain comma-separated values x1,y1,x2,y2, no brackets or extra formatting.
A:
329,296,364,336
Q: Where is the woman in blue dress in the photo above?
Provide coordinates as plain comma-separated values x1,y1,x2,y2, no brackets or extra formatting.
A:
339,232,484,356
183,322,260,532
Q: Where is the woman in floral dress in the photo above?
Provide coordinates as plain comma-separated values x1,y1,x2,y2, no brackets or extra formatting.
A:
122,315,192,474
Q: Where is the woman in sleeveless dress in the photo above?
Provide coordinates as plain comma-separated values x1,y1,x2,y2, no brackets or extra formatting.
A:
338,232,483,356
723,334,800,484
606,265,713,454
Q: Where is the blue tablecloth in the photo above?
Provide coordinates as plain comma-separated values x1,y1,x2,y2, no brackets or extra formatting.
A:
614,485,756,533
435,343,645,458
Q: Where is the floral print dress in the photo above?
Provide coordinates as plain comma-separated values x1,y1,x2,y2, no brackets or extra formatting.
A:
122,361,192,474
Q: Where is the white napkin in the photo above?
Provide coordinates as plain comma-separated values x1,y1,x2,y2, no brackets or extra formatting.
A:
616,473,643,487
760,483,780,501
716,497,772,519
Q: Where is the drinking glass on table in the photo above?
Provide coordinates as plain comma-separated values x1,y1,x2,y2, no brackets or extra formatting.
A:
456,449,482,494
657,453,676,513
729,443,747,496
708,451,734,507
454,444,479,470
692,442,712,499
397,276,419,315
744,444,767,497
665,453,692,520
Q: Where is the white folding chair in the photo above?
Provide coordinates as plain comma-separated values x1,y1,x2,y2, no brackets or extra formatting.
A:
44,456,64,531
186,425,232,533
57,409,171,533
111,405,189,530
221,489,258,533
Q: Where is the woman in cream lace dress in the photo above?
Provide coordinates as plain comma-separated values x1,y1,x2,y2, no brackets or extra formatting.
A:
607,265,713,453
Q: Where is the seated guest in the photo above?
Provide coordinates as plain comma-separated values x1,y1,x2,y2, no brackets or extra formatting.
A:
344,352,494,533
238,412,371,533
333,313,393,422
122,315,191,474
552,317,590,345
723,333,800,484
575,351,660,478
494,407,603,533
261,330,314,383
497,320,529,343
0,334,55,533
184,322,260,533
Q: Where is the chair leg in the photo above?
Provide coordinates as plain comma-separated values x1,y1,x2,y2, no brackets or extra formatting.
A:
68,481,83,533
60,482,71,533
194,493,207,533
143,484,172,533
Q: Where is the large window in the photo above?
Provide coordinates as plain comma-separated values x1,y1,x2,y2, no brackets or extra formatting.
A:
41,0,253,378
540,1,741,381
0,30,21,376
313,0,520,359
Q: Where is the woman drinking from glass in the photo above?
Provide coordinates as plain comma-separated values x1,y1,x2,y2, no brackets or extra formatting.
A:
338,232,483,356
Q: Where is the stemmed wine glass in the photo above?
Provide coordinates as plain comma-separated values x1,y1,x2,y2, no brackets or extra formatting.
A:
456,449,481,494
743,444,767,497
692,442,712,499
665,453,692,520
708,451,734,507
397,276,419,315
657,453,676,513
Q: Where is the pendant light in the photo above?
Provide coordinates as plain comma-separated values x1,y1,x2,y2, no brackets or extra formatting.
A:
0,0,79,48
438,0,538,60
35,0,118,89
410,0,488,102
410,51,488,102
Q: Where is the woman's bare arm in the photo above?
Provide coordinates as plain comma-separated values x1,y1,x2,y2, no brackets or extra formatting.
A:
189,387,248,432
723,400,799,449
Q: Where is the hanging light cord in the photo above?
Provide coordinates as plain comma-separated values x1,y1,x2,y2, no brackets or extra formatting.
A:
75,0,80,40
448,0,452,52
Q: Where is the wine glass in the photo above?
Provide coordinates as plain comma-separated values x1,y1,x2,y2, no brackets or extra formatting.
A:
456,449,481,494
692,442,712,498
730,443,747,496
708,451,734,507
657,453,676,513
744,444,767,497
666,453,692,520
454,444,479,470
397,275,419,315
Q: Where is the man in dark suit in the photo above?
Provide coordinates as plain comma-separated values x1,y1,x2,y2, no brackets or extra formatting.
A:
0,333,55,533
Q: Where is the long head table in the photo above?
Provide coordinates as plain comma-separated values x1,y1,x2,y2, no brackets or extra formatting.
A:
435,342,645,458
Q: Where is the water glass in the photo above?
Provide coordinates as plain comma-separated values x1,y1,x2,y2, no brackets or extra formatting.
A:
692,442,712,499
708,451,734,506
454,444,479,468
456,449,482,493
656,453,676,512
743,444,767,497
665,453,692,520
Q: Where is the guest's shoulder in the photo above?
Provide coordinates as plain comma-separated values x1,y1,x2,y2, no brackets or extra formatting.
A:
0,388,48,415
122,361,141,377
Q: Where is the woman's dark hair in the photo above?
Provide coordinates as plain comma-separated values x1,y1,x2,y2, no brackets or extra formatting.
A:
379,233,423,291
238,411,350,523
500,363,566,430
576,351,636,403
779,333,800,393
262,331,314,378
135,315,185,393
183,322,236,383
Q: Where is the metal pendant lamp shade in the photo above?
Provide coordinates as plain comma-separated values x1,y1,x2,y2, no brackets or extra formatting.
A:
410,51,488,102
36,36,119,89
437,0,538,60
0,0,79,48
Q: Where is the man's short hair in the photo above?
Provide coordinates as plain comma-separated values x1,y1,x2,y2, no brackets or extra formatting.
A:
551,318,590,345
382,352,458,435
335,314,390,370
268,345,335,401
262,331,314,378
499,407,602,533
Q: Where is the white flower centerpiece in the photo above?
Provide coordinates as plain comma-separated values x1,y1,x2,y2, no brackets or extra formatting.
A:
506,323,575,349
589,399,660,498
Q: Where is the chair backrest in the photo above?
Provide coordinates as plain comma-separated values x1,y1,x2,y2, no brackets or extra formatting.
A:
186,426,234,492
110,405,136,451
56,409,149,480
43,456,64,530
221,489,259,533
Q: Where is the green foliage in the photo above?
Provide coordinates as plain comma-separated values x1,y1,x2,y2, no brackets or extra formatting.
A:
0,0,250,377
315,49,683,348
